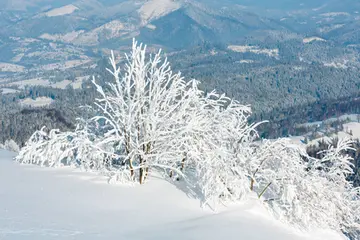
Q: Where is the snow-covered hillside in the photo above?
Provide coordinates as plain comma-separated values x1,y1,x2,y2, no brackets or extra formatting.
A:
0,63,25,72
228,45,279,58
290,114,360,148
39,31,85,43
138,0,181,24
0,88,19,94
303,37,326,43
2,76,86,90
72,20,133,46
20,97,53,107
0,150,344,240
45,4,79,17
324,61,348,69
320,12,350,17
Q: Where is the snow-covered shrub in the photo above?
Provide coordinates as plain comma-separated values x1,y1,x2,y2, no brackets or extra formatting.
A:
0,139,20,152
251,138,360,234
69,120,107,170
247,139,305,199
16,122,116,171
16,127,75,167
251,139,330,229
190,93,262,206
308,138,360,233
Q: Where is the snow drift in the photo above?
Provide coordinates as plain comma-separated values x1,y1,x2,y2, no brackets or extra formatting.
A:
0,150,345,240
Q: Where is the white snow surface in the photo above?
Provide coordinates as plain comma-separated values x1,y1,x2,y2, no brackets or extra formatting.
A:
39,31,85,43
145,24,157,30
20,97,53,107
36,59,91,71
320,12,350,17
289,114,360,148
0,88,19,94
237,59,255,64
303,37,326,43
304,122,360,147
4,77,86,90
71,20,132,46
45,4,78,17
9,78,50,88
0,150,345,240
0,63,25,72
228,45,279,58
319,24,345,33
324,61,348,69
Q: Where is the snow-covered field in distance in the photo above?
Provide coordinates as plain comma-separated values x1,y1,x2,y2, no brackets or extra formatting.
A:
45,4,79,17
19,97,53,107
303,37,326,43
0,63,25,73
0,150,344,240
0,88,19,94
290,114,360,147
227,45,279,58
2,76,86,90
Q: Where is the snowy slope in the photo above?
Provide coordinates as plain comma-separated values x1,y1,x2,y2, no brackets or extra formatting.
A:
0,88,19,94
45,4,79,17
289,114,360,148
303,37,326,43
138,0,181,24
19,97,53,107
2,77,85,90
0,63,25,72
72,20,131,46
228,45,279,58
0,150,345,240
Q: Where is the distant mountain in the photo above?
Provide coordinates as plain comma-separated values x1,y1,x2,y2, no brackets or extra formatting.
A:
138,3,289,49
0,0,75,12
2,0,359,50
0,0,291,49
1,0,360,114
0,0,295,70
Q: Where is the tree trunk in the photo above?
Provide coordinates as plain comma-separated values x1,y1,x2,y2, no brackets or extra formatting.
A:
139,156,144,184
129,159,134,178
177,154,186,181
250,178,255,191
124,130,134,179
139,142,151,184
180,155,186,172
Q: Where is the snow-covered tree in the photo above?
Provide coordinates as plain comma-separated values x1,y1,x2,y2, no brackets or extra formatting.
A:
92,41,188,183
91,40,259,195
